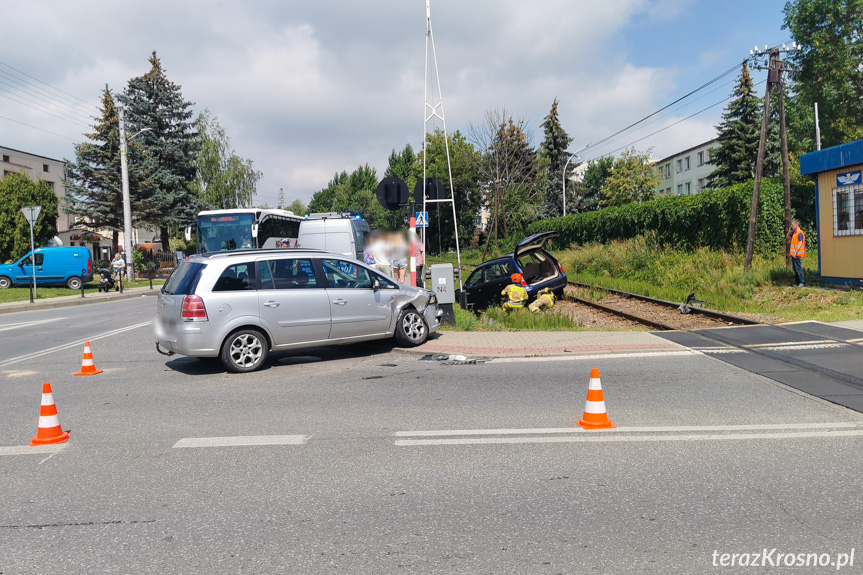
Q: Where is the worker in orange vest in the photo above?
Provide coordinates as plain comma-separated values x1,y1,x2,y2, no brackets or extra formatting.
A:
501,273,528,310
786,219,807,287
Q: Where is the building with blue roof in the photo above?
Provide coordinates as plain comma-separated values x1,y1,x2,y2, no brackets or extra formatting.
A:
799,139,863,287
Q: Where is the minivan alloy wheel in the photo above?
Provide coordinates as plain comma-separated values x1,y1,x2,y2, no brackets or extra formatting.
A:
220,329,268,373
395,308,428,347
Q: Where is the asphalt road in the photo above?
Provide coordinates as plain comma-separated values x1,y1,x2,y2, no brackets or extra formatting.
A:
1,303,862,574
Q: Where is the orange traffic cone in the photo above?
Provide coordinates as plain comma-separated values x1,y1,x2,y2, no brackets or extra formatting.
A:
30,382,70,446
74,341,103,376
577,368,616,430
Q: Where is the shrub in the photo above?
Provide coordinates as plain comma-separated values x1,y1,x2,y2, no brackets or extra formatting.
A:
530,179,799,255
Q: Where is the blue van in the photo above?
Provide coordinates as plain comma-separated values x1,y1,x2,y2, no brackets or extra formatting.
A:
0,247,93,289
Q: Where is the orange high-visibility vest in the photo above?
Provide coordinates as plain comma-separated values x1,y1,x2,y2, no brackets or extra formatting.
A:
790,230,807,258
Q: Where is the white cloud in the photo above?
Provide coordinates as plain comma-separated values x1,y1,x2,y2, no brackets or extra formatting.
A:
1,0,729,207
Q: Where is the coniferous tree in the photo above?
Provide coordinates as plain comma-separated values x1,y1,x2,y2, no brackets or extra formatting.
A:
63,87,150,250
118,51,200,249
710,62,762,188
538,98,573,218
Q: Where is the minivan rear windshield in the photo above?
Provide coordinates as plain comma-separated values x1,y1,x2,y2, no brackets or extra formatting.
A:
161,262,206,295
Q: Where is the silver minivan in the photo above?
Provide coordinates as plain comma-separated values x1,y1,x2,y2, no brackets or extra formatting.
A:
154,249,441,372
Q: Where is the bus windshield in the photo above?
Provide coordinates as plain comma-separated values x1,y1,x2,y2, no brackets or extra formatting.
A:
197,213,255,253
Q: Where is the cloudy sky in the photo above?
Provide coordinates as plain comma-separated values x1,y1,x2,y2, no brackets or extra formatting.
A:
1,1,789,206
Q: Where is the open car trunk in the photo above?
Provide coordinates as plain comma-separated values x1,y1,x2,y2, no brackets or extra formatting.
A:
517,250,560,286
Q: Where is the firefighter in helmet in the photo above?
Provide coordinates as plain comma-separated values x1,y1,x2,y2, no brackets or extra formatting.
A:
501,273,528,310
528,287,556,313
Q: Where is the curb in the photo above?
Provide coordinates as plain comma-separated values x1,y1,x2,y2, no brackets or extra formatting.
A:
0,288,159,314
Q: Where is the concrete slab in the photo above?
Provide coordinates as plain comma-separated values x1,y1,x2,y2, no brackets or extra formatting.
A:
777,321,863,342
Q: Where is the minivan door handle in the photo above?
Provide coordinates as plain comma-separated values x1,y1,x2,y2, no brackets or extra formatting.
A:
332,299,347,306
263,301,280,308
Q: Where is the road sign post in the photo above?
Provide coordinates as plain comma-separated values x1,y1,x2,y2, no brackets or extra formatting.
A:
21,206,41,302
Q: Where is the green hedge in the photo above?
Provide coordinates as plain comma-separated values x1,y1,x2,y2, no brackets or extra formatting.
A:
529,180,793,254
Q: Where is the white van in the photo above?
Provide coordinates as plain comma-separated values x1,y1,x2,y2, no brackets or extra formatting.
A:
297,213,371,260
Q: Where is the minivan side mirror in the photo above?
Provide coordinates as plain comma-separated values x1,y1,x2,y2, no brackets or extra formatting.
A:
185,226,192,242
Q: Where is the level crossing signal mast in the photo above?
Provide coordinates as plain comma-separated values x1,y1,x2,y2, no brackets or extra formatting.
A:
744,43,802,270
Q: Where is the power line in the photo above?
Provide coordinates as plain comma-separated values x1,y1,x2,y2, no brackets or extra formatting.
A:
582,78,767,163
0,114,79,142
0,70,97,121
0,60,98,108
580,75,739,160
0,91,91,129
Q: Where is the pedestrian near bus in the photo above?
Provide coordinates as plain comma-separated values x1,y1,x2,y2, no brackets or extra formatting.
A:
111,252,126,290
413,231,425,288
787,219,807,287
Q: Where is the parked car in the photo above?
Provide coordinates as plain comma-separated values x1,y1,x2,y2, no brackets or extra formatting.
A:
154,248,442,373
0,246,93,289
455,232,567,311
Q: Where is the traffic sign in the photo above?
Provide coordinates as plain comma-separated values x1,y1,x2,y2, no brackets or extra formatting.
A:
21,206,41,224
376,177,409,211
415,212,429,228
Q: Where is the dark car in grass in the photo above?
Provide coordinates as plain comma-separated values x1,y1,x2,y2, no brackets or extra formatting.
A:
455,232,567,311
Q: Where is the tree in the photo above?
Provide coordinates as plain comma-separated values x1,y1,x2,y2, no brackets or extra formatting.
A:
413,130,482,252
0,172,59,262
191,109,262,210
580,156,613,212
710,62,764,188
118,51,200,249
469,109,540,257
64,86,149,250
538,98,574,218
308,164,392,228
784,0,863,147
601,147,660,207
385,144,417,193
285,199,307,216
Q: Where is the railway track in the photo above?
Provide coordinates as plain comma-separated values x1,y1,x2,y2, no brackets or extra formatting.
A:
565,281,760,331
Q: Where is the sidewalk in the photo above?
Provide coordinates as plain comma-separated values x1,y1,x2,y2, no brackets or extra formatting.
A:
400,330,686,358
0,286,159,314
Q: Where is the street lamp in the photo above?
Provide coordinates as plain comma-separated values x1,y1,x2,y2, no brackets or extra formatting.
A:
118,107,151,281
562,145,590,217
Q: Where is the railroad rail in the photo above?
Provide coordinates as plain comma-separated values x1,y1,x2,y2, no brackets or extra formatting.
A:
565,281,760,330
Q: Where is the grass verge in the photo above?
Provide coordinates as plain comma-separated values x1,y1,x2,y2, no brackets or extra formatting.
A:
556,235,863,322
0,279,164,304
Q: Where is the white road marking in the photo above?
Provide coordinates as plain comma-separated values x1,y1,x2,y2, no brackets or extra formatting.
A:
394,422,859,437
1,370,38,377
698,348,746,354
760,343,848,351
746,340,836,348
173,435,310,448
0,317,65,332
492,350,698,363
0,445,66,456
0,321,151,368
395,430,863,446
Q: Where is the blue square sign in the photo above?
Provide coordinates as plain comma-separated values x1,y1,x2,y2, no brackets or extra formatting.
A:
415,212,429,228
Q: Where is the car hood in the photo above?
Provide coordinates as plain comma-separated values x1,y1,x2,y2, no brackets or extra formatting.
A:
514,231,558,260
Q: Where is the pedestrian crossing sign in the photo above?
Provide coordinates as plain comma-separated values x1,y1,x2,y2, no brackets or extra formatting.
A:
415,212,429,228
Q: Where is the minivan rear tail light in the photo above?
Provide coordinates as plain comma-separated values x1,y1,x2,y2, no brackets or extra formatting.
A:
181,295,208,321
554,257,564,274
87,258,92,274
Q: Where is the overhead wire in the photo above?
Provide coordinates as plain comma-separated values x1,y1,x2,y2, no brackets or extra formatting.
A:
575,38,793,163
0,114,79,142
0,70,97,122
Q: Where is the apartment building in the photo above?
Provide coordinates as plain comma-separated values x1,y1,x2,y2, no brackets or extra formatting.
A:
654,138,719,196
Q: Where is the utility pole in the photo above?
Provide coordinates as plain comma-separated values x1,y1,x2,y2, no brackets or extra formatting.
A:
744,43,801,270
118,107,134,282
